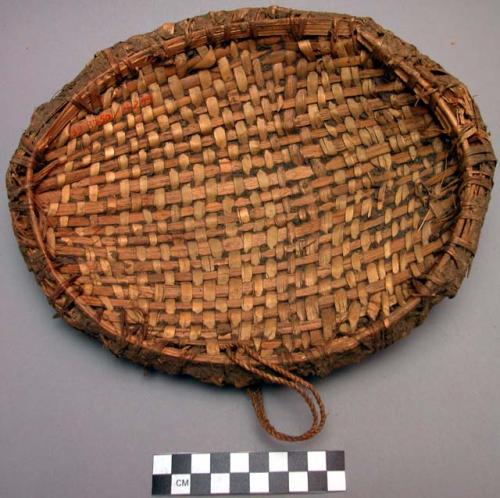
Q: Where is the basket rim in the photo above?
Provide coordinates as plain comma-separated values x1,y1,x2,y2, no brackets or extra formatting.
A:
8,6,496,370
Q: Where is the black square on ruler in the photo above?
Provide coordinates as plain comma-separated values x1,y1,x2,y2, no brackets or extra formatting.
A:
171,454,191,474
308,471,328,492
268,471,289,494
288,451,308,471
152,474,171,495
230,473,250,494
190,474,211,495
210,452,230,473
249,452,269,472
326,451,345,471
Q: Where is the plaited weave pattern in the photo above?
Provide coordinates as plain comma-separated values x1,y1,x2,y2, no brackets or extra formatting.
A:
7,7,495,438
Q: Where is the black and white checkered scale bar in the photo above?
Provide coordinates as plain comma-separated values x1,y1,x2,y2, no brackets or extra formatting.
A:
152,450,346,495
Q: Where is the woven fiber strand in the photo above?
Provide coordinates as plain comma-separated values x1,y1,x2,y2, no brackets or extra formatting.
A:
6,7,495,440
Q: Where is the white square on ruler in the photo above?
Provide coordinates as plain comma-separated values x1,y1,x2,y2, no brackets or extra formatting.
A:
230,452,249,473
170,474,191,495
327,471,347,491
191,453,210,474
307,450,327,471
289,471,309,492
249,472,269,493
211,473,230,494
269,452,288,472
152,454,172,475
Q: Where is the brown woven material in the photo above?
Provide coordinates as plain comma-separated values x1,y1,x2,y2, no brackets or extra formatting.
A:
6,7,495,440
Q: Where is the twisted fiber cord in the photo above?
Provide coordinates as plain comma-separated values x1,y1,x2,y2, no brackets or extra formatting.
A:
225,344,327,441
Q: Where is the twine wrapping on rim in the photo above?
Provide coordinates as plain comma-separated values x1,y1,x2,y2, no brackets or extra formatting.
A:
224,343,327,441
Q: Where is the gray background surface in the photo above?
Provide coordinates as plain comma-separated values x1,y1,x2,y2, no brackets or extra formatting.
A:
1,1,499,497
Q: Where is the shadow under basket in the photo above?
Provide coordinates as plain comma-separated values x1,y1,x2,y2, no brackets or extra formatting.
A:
6,7,496,441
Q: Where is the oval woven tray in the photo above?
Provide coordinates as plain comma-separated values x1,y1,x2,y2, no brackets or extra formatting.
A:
7,7,495,441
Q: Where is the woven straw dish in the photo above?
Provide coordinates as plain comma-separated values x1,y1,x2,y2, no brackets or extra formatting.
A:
7,7,495,441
